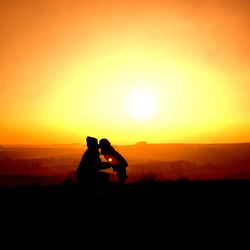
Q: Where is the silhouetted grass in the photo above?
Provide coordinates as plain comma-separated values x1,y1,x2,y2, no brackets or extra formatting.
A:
134,172,157,185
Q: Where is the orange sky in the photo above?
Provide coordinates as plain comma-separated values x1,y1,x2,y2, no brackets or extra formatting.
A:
0,0,249,145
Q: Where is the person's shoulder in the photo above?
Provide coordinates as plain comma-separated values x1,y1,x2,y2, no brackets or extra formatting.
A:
114,150,127,161
113,148,121,155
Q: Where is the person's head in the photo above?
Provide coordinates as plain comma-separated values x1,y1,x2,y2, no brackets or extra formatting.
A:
99,138,113,154
99,138,111,148
86,136,99,149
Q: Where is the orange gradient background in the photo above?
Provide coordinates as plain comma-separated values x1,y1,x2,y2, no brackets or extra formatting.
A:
1,0,249,145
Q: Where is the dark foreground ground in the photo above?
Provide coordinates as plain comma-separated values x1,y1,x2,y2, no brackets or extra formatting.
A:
0,179,250,247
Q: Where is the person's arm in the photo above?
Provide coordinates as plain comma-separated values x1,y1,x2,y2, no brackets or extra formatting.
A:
99,161,112,170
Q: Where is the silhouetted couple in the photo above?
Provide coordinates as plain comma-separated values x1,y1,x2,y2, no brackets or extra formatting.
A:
76,136,128,189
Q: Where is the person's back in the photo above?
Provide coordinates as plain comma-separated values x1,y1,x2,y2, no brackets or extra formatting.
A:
76,146,100,184
76,136,110,188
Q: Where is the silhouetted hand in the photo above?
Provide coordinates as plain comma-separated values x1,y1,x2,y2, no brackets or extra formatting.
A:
100,162,112,170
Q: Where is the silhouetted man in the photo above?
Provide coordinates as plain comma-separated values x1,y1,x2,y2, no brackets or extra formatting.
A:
99,138,128,185
76,136,111,189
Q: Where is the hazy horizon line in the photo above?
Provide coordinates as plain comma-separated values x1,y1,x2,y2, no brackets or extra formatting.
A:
1,141,250,147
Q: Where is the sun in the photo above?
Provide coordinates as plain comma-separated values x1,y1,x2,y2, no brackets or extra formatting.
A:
127,89,157,120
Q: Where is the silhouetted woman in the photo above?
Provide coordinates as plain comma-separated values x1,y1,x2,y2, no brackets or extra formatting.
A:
99,138,128,185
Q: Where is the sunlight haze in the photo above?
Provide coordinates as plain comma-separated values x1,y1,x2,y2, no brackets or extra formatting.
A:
0,0,249,145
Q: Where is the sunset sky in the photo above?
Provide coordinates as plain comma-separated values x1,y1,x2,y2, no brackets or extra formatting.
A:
1,0,249,145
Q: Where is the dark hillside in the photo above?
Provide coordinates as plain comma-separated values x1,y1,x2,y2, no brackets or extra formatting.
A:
0,179,249,247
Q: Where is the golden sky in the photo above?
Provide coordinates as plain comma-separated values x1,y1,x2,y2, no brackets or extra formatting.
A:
0,0,249,145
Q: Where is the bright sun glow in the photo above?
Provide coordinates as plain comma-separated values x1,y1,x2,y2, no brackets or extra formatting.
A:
1,0,249,145
127,89,157,120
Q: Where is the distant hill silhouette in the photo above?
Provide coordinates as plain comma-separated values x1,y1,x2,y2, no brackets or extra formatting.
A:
135,141,148,145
